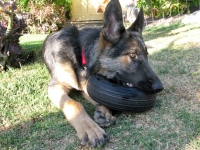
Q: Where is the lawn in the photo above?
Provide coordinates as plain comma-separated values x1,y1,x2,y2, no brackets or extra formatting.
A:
0,22,200,150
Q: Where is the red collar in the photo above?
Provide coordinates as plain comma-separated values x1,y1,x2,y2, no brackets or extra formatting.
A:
81,47,87,65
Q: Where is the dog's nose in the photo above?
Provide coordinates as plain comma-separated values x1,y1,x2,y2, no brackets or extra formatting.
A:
137,80,164,94
151,81,164,93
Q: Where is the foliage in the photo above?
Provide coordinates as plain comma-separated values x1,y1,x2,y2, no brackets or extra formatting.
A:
193,0,200,6
17,0,72,33
18,0,72,11
137,0,192,18
0,0,27,71
52,0,72,11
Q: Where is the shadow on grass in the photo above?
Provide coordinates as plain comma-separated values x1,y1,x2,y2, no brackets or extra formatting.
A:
20,42,44,63
6,41,44,71
0,90,98,150
0,111,78,149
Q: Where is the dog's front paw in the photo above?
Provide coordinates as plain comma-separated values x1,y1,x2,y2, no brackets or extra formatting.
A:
94,105,116,127
76,118,109,147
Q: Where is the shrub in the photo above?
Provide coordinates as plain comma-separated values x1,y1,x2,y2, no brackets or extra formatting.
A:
0,1,27,71
137,0,197,18
17,0,72,34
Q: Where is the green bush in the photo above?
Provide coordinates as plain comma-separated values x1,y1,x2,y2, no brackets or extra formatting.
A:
17,0,72,33
137,0,199,18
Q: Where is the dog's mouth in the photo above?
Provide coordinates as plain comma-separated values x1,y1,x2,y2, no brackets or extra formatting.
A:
99,75,158,94
108,78,135,88
124,82,134,87
99,74,163,94
109,79,155,94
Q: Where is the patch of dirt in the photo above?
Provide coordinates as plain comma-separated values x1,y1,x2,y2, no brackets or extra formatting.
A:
146,10,200,27
145,15,186,27
65,21,103,29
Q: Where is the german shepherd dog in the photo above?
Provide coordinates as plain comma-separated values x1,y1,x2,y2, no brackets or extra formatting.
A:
42,0,163,147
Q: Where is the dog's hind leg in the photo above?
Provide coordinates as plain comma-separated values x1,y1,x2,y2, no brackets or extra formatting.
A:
47,63,109,147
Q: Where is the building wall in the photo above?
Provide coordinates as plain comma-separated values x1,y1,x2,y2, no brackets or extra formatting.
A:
70,0,132,21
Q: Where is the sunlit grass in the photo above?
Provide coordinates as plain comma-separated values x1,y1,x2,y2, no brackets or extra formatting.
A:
144,23,200,55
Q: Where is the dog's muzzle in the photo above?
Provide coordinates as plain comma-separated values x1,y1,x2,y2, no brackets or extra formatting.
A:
137,80,164,94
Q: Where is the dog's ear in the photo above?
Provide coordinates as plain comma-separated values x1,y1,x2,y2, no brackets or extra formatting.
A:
102,0,125,44
127,8,144,33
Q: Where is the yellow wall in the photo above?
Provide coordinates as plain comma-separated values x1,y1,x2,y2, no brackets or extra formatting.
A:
71,0,133,21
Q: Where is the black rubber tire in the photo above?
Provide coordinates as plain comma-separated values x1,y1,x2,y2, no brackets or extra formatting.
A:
87,74,157,112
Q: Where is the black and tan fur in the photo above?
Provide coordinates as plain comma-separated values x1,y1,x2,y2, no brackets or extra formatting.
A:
42,0,163,147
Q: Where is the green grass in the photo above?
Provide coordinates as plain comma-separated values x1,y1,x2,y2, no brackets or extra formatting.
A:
0,23,200,150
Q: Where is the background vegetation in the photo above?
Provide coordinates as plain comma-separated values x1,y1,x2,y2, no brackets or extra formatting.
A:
17,0,72,33
137,0,199,18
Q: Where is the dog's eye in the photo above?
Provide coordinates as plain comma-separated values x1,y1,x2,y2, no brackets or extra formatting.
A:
129,53,136,58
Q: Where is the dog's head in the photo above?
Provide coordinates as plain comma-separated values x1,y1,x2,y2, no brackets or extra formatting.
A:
96,0,163,94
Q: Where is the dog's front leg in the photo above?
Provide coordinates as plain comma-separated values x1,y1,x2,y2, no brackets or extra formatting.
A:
82,90,116,128
48,84,109,147
94,105,116,127
64,100,109,147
